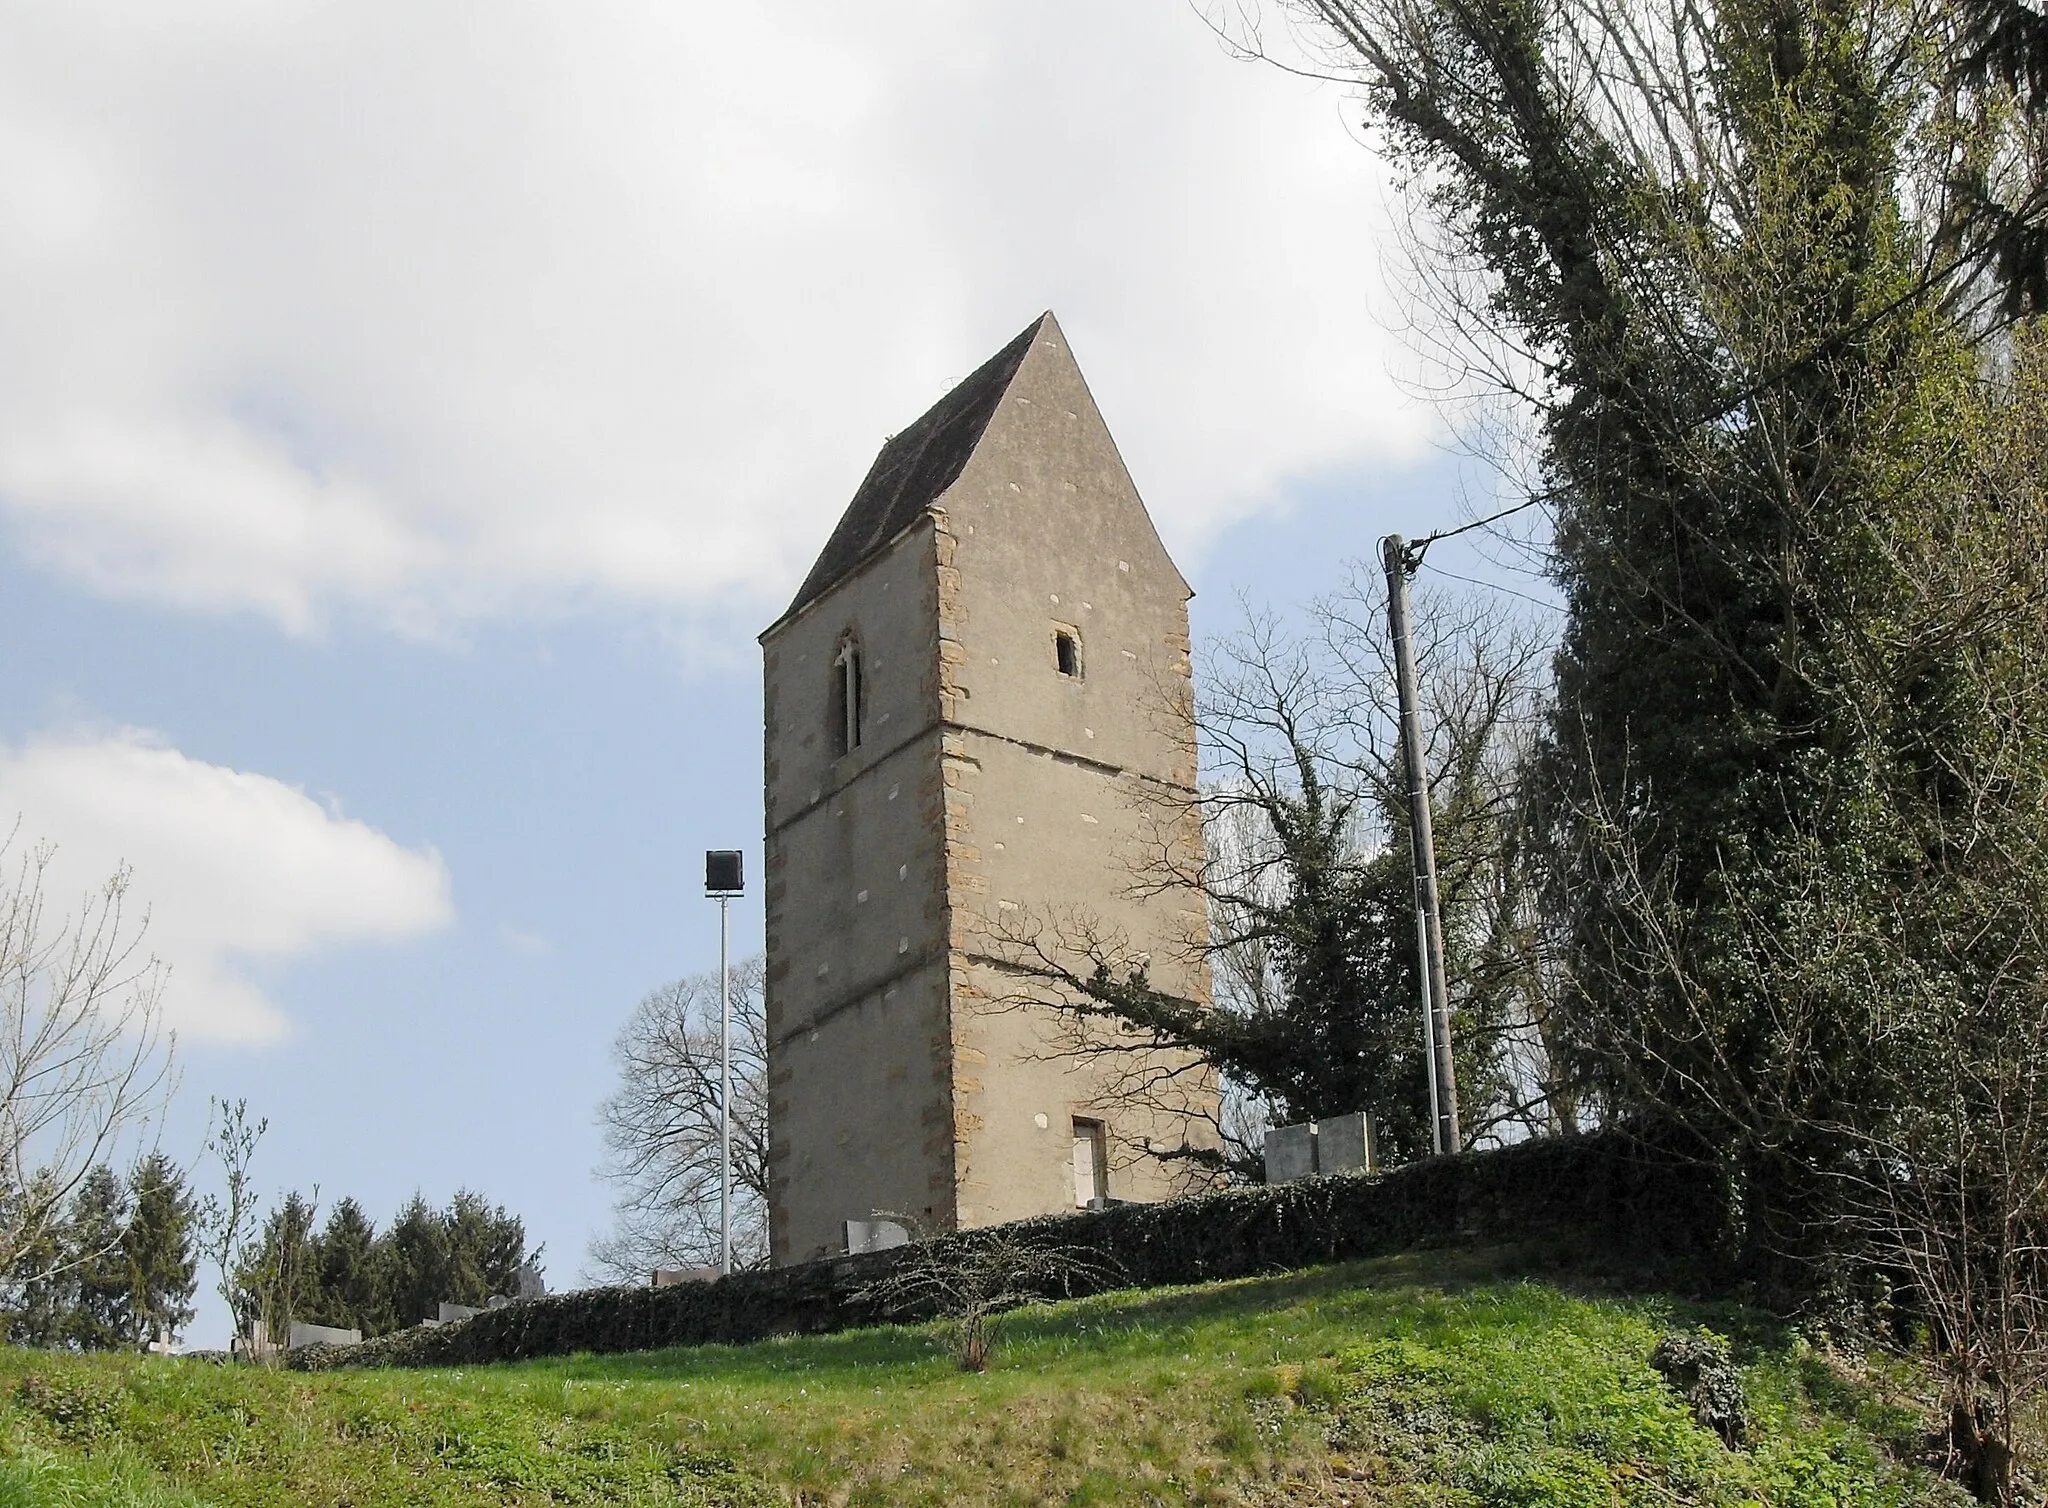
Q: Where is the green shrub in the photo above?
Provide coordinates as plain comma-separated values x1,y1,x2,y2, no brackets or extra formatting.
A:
15,1370,123,1444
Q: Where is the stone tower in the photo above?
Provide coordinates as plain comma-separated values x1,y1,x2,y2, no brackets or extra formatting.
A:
759,313,1216,1265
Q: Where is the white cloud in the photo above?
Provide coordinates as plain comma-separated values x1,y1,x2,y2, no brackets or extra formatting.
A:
0,2,1430,635
0,729,454,1044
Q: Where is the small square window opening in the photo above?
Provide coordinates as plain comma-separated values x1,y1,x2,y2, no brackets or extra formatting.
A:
1054,630,1082,679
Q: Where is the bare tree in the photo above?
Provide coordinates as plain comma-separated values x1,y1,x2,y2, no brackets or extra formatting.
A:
996,576,1563,1173
0,832,175,1289
196,1095,265,1347
586,956,767,1280
854,1219,1122,1371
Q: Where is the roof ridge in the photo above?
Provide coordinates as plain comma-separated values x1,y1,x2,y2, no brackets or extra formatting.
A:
776,313,1052,625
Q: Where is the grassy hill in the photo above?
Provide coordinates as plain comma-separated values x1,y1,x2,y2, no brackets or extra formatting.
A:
0,1248,1969,1507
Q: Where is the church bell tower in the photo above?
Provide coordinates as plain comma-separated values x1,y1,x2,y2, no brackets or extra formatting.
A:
759,313,1217,1265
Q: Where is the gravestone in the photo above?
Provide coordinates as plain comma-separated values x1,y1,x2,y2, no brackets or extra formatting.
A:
1315,1112,1374,1174
1264,1112,1377,1182
515,1261,546,1300
438,1302,482,1324
844,1218,911,1255
1263,1122,1316,1183
652,1266,720,1287
286,1321,362,1350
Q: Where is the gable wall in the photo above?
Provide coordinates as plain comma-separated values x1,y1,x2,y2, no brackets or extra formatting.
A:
928,325,1218,1224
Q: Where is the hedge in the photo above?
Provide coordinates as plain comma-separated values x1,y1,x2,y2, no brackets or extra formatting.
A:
291,1126,1726,1371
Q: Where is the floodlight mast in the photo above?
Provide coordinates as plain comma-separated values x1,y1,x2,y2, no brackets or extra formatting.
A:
704,850,745,1273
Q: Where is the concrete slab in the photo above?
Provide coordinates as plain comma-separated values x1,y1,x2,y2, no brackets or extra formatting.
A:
1264,1122,1316,1183
1315,1112,1372,1174
845,1218,911,1254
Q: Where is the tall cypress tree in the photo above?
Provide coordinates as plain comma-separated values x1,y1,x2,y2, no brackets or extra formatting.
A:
443,1190,531,1303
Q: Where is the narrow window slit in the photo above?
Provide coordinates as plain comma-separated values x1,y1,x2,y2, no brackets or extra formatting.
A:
831,635,865,755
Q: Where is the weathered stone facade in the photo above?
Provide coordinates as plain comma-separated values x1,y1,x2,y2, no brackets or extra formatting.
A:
760,313,1218,1266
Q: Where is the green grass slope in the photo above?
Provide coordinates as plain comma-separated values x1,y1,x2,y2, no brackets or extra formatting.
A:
0,1250,1965,1507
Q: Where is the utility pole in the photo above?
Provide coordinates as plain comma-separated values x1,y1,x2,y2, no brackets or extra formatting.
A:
1383,536,1462,1154
705,850,745,1273
1413,905,1442,1154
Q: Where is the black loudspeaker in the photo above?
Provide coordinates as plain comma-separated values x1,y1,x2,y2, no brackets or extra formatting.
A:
705,850,744,894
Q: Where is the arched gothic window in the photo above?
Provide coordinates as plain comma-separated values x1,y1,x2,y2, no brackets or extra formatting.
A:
831,635,865,756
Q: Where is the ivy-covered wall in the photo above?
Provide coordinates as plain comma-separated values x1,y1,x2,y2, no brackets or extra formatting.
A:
292,1128,1725,1371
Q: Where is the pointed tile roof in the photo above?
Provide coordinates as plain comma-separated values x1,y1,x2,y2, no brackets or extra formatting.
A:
781,313,1049,622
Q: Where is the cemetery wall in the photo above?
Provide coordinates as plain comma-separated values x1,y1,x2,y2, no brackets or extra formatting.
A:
291,1127,1728,1372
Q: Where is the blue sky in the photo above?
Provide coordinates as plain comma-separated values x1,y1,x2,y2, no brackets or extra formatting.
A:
0,1,1538,1344
3,454,1515,1346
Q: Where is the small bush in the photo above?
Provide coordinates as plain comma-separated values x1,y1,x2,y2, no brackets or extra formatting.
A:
15,1371,122,1444
1652,1330,1750,1448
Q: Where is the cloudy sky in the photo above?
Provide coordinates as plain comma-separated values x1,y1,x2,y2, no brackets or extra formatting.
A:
0,0,1511,1343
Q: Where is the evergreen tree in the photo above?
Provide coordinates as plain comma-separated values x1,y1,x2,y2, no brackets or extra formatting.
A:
124,1152,197,1347
308,1198,380,1334
238,1191,320,1339
441,1190,530,1304
1008,593,1552,1173
65,1165,130,1351
2,1171,74,1349
374,1193,448,1329
368,1191,536,1330
1043,760,1442,1163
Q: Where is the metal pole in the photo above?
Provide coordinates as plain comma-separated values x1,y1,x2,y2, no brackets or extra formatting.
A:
1384,535,1463,1154
719,893,732,1275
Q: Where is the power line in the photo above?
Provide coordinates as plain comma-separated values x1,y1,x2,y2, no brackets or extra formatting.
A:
1419,563,1565,613
1411,492,1552,556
